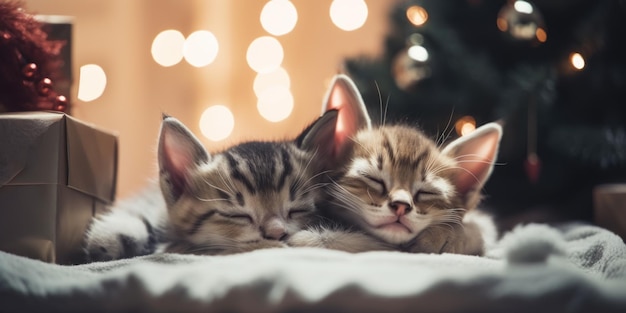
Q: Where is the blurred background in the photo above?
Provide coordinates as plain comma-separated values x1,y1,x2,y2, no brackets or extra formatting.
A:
12,0,626,228
20,0,392,199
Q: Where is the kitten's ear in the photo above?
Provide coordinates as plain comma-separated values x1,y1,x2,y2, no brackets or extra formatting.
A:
158,115,210,205
322,74,372,133
295,75,371,170
295,109,342,168
442,122,502,206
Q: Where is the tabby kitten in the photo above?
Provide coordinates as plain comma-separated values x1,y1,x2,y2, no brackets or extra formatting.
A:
315,75,502,256
84,76,364,261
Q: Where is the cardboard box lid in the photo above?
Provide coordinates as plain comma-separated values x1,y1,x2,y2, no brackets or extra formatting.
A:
0,111,118,203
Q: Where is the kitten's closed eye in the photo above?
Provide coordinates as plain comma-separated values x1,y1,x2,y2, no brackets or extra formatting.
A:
217,212,253,223
288,208,313,219
414,189,440,202
363,174,388,196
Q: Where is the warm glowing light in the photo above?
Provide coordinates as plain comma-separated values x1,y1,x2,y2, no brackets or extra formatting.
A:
535,28,547,42
570,53,585,70
151,30,185,67
261,0,298,36
455,116,476,136
246,36,284,73
199,105,235,141
78,64,107,102
183,30,219,67
496,17,507,32
330,0,368,31
406,5,428,26
257,85,294,122
408,45,429,62
513,0,533,14
253,67,291,97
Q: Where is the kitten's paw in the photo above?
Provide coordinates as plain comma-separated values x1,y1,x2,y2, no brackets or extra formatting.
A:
289,229,393,252
412,224,484,256
287,230,323,248
84,211,157,262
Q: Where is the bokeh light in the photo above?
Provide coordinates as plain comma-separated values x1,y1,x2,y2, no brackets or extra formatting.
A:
77,64,107,102
535,27,547,42
261,0,298,36
183,30,219,67
513,0,533,14
407,45,429,62
246,36,284,73
151,29,185,67
253,66,291,97
330,0,368,31
257,85,294,122
570,52,585,70
455,116,476,136
406,5,428,26
199,105,235,141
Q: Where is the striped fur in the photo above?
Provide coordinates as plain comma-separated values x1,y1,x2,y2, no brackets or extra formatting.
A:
84,113,340,261
83,75,377,261
314,75,503,256
326,123,502,256
164,140,328,255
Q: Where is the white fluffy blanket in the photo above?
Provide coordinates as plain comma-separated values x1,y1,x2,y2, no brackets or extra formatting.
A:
1,222,626,313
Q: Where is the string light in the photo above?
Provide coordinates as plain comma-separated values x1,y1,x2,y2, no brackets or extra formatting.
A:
253,66,291,97
257,85,294,122
455,116,476,136
535,27,547,43
246,36,284,73
199,105,235,141
513,0,533,14
406,5,428,26
261,0,298,36
78,64,107,102
330,0,368,31
570,52,585,70
151,30,185,67
183,30,219,67
407,45,429,62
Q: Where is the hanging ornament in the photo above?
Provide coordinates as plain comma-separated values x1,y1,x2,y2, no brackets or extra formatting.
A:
391,33,431,91
496,0,547,44
0,1,68,113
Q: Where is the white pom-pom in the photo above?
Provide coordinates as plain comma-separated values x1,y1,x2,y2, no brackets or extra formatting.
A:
499,224,567,264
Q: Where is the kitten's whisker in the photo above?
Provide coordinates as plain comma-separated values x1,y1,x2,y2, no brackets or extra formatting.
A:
383,93,391,127
366,188,375,203
201,178,234,198
375,80,383,126
299,182,330,196
297,169,332,193
293,149,318,191
436,108,456,148
195,197,229,203
217,170,236,195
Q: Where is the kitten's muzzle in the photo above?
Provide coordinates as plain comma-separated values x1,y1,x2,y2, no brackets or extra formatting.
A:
389,201,412,216
261,217,288,241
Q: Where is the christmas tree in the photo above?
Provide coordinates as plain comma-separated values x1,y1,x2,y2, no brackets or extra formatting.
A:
344,0,626,227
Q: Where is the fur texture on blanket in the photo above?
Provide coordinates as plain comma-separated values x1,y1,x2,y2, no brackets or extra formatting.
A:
1,222,625,313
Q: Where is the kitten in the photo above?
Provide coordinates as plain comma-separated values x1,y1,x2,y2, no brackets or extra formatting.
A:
84,76,364,261
308,75,502,256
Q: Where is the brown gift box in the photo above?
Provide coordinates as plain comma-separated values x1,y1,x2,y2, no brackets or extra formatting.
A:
0,111,117,264
594,184,626,241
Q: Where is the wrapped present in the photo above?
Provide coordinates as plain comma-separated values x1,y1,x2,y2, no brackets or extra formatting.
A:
0,111,117,264
594,184,626,241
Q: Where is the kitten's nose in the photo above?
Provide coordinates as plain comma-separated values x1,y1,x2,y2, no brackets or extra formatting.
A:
389,201,412,216
262,217,287,241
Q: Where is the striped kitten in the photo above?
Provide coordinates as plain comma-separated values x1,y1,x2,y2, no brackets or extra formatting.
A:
84,77,363,261
318,75,502,256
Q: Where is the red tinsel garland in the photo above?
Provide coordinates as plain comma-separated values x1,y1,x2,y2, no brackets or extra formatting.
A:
0,0,68,113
